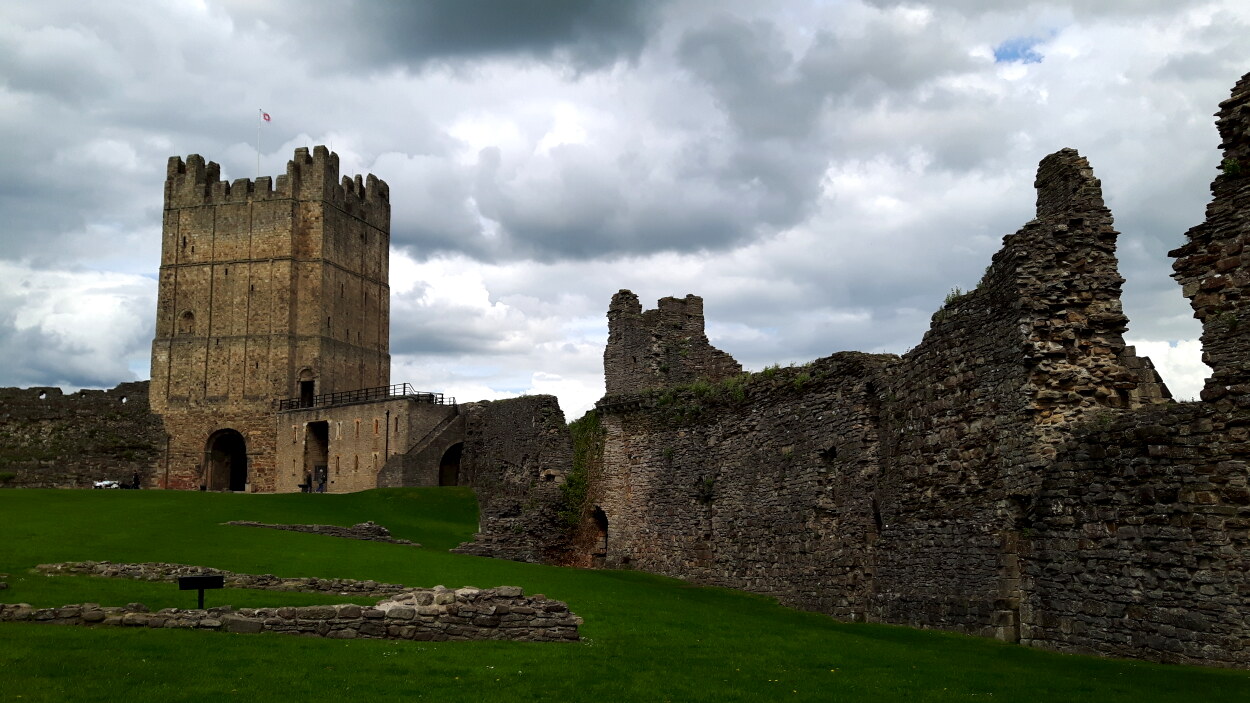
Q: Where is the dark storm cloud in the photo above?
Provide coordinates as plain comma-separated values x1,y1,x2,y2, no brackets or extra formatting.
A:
222,0,662,72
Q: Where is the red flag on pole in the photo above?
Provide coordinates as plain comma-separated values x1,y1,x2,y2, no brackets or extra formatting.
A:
262,112,271,122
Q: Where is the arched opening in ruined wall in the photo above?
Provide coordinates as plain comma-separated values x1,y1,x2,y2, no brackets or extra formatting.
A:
591,506,609,556
438,442,463,486
204,429,248,492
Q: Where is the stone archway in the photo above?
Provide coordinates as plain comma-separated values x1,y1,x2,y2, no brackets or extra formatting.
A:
205,429,248,492
438,442,463,486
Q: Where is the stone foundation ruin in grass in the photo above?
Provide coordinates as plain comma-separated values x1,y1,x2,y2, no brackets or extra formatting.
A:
5,562,580,642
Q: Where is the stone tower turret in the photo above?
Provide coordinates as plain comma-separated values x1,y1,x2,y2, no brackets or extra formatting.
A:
150,146,391,491
604,289,741,396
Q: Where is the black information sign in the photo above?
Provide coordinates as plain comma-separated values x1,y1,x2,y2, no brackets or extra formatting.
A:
178,574,224,609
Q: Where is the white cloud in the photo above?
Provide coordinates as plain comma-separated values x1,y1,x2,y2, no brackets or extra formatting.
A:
1125,339,1208,402
0,261,155,388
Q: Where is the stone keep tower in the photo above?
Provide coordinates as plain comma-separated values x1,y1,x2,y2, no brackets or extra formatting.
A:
151,146,391,491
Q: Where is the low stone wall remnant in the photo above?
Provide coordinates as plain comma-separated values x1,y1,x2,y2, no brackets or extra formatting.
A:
37,561,409,598
17,562,580,642
0,587,579,642
223,520,418,545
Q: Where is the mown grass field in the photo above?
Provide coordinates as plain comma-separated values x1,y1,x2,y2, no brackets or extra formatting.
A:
1,488,1246,702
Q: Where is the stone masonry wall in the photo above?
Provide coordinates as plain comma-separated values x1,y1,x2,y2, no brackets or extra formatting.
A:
604,291,742,395
595,354,890,620
452,396,574,563
1017,72,1250,667
1024,402,1250,667
0,382,163,489
589,146,1169,643
160,409,275,491
869,147,1167,639
275,398,461,493
0,595,580,642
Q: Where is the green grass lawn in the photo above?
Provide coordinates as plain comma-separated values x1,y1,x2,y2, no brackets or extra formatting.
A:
1,488,1246,702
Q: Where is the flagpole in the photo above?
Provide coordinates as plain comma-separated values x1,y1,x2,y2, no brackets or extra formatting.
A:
257,109,262,179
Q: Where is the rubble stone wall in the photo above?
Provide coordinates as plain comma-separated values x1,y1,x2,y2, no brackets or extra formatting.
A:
595,354,888,621
591,146,1173,643
1024,403,1250,667
577,73,1250,669
0,382,163,488
452,396,573,563
24,561,580,642
0,596,579,642
604,290,742,395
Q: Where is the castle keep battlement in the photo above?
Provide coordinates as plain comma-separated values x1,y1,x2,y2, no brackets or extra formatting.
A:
165,146,390,229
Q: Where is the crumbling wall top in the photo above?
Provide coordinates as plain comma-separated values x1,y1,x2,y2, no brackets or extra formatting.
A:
604,289,741,396
1033,147,1106,220
1171,70,1250,402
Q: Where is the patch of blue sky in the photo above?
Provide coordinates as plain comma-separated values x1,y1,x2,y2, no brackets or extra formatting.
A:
994,36,1044,64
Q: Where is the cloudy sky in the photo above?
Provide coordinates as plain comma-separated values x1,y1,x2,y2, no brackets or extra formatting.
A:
2,0,1247,419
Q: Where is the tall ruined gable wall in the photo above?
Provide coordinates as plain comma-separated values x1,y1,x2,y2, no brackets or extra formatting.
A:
871,148,1160,638
0,382,164,488
1021,71,1250,668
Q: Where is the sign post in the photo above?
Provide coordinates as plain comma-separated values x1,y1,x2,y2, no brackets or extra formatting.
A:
178,575,225,609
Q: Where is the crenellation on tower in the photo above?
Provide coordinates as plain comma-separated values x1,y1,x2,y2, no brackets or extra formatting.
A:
160,148,388,231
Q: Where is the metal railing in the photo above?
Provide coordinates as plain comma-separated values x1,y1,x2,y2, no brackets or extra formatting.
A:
276,383,454,411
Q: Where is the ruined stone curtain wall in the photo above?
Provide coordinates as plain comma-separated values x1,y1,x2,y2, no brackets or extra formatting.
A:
872,258,1038,638
0,382,163,488
1025,403,1250,667
452,396,574,563
576,137,1226,662
596,354,890,620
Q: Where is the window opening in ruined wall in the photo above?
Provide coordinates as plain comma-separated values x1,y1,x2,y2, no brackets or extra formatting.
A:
178,311,195,335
